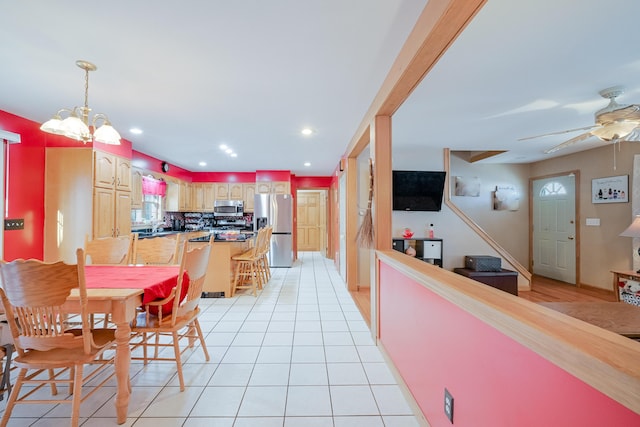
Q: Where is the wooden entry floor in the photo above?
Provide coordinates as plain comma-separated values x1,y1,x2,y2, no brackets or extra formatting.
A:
350,274,617,328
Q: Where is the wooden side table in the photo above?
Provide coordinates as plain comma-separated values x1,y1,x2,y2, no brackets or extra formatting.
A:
610,270,640,302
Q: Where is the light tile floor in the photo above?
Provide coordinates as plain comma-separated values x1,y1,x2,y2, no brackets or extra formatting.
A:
0,252,421,426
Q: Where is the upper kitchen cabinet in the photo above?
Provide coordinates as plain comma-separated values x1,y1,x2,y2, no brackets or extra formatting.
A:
191,183,215,211
93,150,131,191
243,183,256,212
215,183,229,200
166,179,191,212
229,183,243,200
256,181,291,195
131,168,144,209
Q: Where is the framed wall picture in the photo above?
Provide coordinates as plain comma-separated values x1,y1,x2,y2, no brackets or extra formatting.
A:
592,175,628,204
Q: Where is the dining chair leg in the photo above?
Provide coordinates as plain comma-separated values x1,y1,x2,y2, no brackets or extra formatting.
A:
154,332,161,359
172,331,185,392
142,332,149,364
1,368,25,427
71,365,83,427
193,319,210,361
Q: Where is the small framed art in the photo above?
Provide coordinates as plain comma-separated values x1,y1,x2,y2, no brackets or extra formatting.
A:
592,175,628,204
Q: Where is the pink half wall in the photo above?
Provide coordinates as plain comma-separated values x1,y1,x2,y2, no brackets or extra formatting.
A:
378,261,639,426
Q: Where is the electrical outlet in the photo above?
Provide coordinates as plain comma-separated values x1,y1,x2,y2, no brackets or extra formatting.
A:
4,219,24,230
444,388,454,423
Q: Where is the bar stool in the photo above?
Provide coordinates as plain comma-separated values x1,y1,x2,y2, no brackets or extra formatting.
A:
231,228,266,296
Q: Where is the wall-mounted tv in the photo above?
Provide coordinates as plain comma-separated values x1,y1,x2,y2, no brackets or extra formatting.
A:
392,170,446,211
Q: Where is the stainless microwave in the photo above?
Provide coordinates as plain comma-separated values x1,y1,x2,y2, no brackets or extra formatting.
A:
214,200,244,217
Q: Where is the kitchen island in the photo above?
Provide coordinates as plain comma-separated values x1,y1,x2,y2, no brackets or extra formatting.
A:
189,234,254,297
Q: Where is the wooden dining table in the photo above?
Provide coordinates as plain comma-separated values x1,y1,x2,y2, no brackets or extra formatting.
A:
63,265,183,424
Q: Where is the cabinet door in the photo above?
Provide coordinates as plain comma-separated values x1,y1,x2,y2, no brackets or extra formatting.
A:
179,181,190,211
115,191,132,236
131,168,143,209
272,181,290,194
115,157,131,191
94,151,116,188
203,183,215,210
256,182,271,194
93,187,115,238
165,179,180,211
243,183,256,212
229,183,243,200
193,183,205,211
215,183,229,200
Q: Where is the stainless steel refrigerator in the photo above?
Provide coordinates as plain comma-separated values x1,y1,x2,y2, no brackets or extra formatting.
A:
254,193,293,267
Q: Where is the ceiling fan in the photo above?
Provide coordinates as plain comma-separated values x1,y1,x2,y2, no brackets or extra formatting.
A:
519,86,640,154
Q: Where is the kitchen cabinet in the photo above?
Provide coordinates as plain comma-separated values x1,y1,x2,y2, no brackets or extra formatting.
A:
94,150,131,191
243,183,256,212
165,179,192,212
131,168,143,209
92,151,132,239
229,183,243,200
191,183,215,211
203,183,215,210
181,181,191,211
215,183,229,200
256,181,290,195
93,187,132,238
192,184,204,211
43,148,132,263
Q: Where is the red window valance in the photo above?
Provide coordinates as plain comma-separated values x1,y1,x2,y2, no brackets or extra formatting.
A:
142,176,167,197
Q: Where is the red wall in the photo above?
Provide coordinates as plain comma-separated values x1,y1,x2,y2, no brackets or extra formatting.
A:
294,176,333,188
0,111,46,261
378,261,639,426
192,172,256,183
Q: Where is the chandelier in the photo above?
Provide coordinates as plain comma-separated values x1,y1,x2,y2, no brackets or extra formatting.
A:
40,60,121,145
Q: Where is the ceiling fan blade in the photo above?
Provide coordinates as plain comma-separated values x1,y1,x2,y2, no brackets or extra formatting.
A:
518,125,597,141
622,127,640,141
543,130,595,154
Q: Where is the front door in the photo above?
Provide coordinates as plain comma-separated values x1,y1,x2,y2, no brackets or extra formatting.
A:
532,173,577,284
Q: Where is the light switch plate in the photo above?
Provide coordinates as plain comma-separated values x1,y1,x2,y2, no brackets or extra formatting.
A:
4,219,24,230
586,218,600,226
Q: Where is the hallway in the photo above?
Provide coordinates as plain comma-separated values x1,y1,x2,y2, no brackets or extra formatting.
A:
0,252,420,426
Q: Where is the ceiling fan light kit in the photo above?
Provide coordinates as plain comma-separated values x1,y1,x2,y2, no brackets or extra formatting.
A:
40,60,121,145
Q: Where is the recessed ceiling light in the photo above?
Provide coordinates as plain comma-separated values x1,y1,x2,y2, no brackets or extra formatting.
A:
301,128,313,136
230,153,238,158
304,162,311,167
130,128,143,135
199,161,207,166
225,148,232,154
219,144,228,150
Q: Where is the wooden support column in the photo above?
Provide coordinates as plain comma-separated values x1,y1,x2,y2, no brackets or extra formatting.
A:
345,156,359,291
370,115,392,338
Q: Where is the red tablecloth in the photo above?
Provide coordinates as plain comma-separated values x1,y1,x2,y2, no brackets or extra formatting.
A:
85,265,188,308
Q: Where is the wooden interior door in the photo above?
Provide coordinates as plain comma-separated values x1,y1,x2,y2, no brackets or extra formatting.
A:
297,191,322,251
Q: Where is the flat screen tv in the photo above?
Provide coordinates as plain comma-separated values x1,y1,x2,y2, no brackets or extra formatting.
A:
392,170,446,211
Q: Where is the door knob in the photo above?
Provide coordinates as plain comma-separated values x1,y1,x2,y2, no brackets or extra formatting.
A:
568,236,574,240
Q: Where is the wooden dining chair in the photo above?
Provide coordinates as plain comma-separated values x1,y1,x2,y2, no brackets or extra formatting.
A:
130,240,212,391
0,249,116,427
132,234,181,265
84,234,134,265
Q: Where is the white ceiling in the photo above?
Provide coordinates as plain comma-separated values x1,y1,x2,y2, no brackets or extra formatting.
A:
2,1,640,176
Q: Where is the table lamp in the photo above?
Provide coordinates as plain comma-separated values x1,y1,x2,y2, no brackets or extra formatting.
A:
619,215,640,272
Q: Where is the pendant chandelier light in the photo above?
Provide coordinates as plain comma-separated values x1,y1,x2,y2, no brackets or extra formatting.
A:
40,60,121,145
